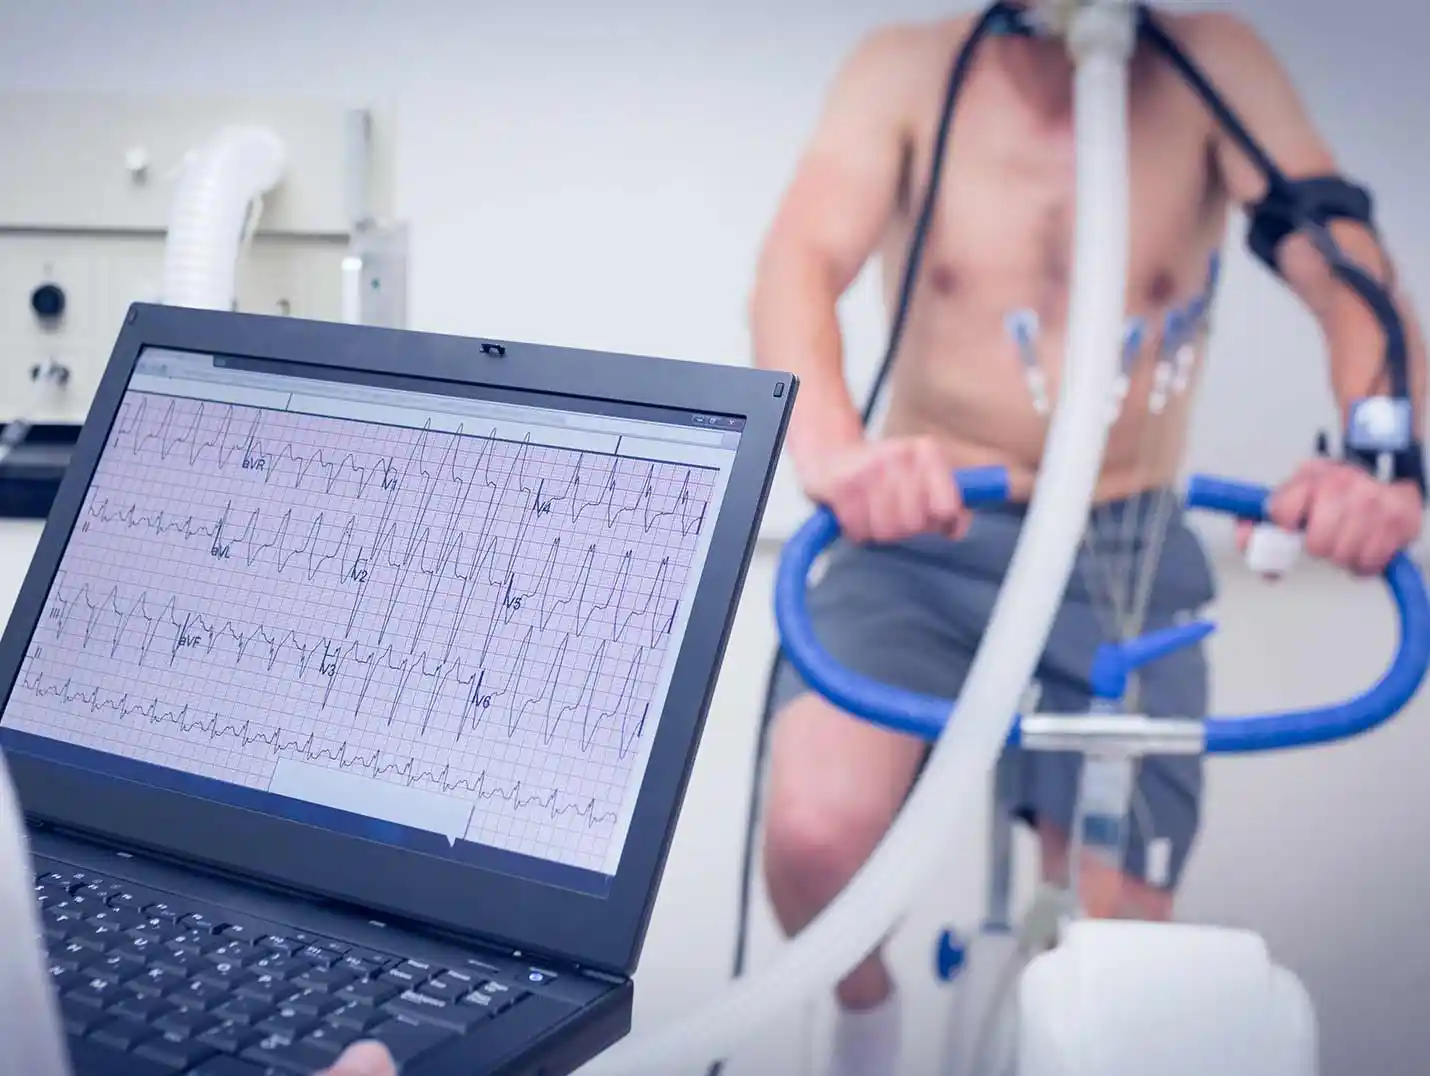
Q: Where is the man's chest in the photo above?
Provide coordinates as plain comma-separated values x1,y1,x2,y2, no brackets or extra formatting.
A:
896,65,1230,313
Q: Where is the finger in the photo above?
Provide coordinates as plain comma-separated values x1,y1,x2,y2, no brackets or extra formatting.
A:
919,442,965,535
1267,475,1315,532
1328,500,1378,569
919,442,961,522
1235,519,1254,552
1302,486,1348,560
892,448,930,538
866,459,908,544
319,1040,396,1076
835,486,872,544
827,469,872,543
1356,531,1401,576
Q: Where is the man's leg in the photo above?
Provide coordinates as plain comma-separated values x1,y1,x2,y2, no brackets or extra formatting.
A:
763,692,927,1008
761,537,977,1076
1035,822,1175,920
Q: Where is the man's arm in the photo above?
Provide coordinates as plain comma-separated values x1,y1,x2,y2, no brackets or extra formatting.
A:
749,26,919,478
1192,13,1428,431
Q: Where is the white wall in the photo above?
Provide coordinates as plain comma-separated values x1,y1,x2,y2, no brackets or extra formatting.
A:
1,1,1427,1074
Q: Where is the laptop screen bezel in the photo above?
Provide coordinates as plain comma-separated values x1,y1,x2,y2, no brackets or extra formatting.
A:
0,303,793,977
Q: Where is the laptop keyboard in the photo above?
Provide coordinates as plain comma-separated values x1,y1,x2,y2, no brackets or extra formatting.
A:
36,866,537,1075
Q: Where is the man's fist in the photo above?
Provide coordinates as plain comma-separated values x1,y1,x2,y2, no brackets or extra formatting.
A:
1237,458,1423,577
801,437,970,545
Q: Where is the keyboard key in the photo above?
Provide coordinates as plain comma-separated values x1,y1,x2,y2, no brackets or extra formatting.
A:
152,948,205,976
381,961,432,989
109,936,162,964
284,989,342,1018
89,1016,157,1050
82,956,137,985
65,1034,177,1076
341,946,397,968
249,952,303,978
417,972,473,1002
207,941,254,965
67,976,125,1009
257,933,311,955
106,885,164,912
213,996,276,1026
337,978,400,1006
299,944,341,966
303,1023,358,1055
64,924,111,953
366,1016,457,1065
57,998,101,1036
135,1034,219,1069
87,908,148,933
194,960,246,989
51,952,91,980
197,1018,261,1054
243,1036,341,1074
130,966,188,996
291,964,357,993
253,1007,317,1044
234,971,292,1006
464,980,525,1015
108,993,175,1024
384,989,490,1033
326,1001,384,1033
143,901,182,922
337,955,386,979
152,1007,217,1041
191,1058,271,1076
170,978,229,1011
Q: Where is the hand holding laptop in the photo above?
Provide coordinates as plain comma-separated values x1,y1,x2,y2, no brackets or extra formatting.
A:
321,1041,395,1076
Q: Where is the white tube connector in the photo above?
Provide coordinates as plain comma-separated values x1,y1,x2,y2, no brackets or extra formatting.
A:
160,126,287,311
582,4,1138,1072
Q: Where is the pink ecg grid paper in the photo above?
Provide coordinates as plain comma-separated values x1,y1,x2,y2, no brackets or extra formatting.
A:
10,393,717,873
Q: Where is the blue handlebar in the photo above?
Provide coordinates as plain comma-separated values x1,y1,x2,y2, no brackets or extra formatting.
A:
774,467,1430,754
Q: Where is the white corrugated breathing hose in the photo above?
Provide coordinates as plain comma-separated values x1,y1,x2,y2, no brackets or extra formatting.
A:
160,125,287,310
582,3,1138,1072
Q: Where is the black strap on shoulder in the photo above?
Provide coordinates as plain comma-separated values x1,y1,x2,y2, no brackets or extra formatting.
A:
987,3,1039,36
1246,175,1376,275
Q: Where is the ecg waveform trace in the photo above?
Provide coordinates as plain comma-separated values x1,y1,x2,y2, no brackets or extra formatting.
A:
7,390,723,873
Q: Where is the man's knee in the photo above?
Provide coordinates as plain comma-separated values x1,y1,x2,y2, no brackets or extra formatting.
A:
762,694,925,911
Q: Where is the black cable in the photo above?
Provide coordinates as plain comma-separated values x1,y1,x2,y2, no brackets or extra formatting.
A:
1135,12,1288,193
1140,7,1411,401
703,6,1018,1074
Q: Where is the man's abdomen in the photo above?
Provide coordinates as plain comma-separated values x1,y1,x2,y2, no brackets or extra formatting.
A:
880,300,1201,504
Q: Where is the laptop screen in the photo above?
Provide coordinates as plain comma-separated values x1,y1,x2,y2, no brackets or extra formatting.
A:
1,346,741,898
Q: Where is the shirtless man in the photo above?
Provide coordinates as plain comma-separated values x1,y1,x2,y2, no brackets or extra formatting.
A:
751,4,1426,1074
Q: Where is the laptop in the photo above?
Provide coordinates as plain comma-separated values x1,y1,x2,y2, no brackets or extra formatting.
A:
0,303,795,1076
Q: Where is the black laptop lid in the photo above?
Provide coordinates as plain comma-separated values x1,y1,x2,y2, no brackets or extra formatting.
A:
0,304,793,976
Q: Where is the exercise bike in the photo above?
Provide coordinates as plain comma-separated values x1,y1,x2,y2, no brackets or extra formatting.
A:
775,466,1430,1075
